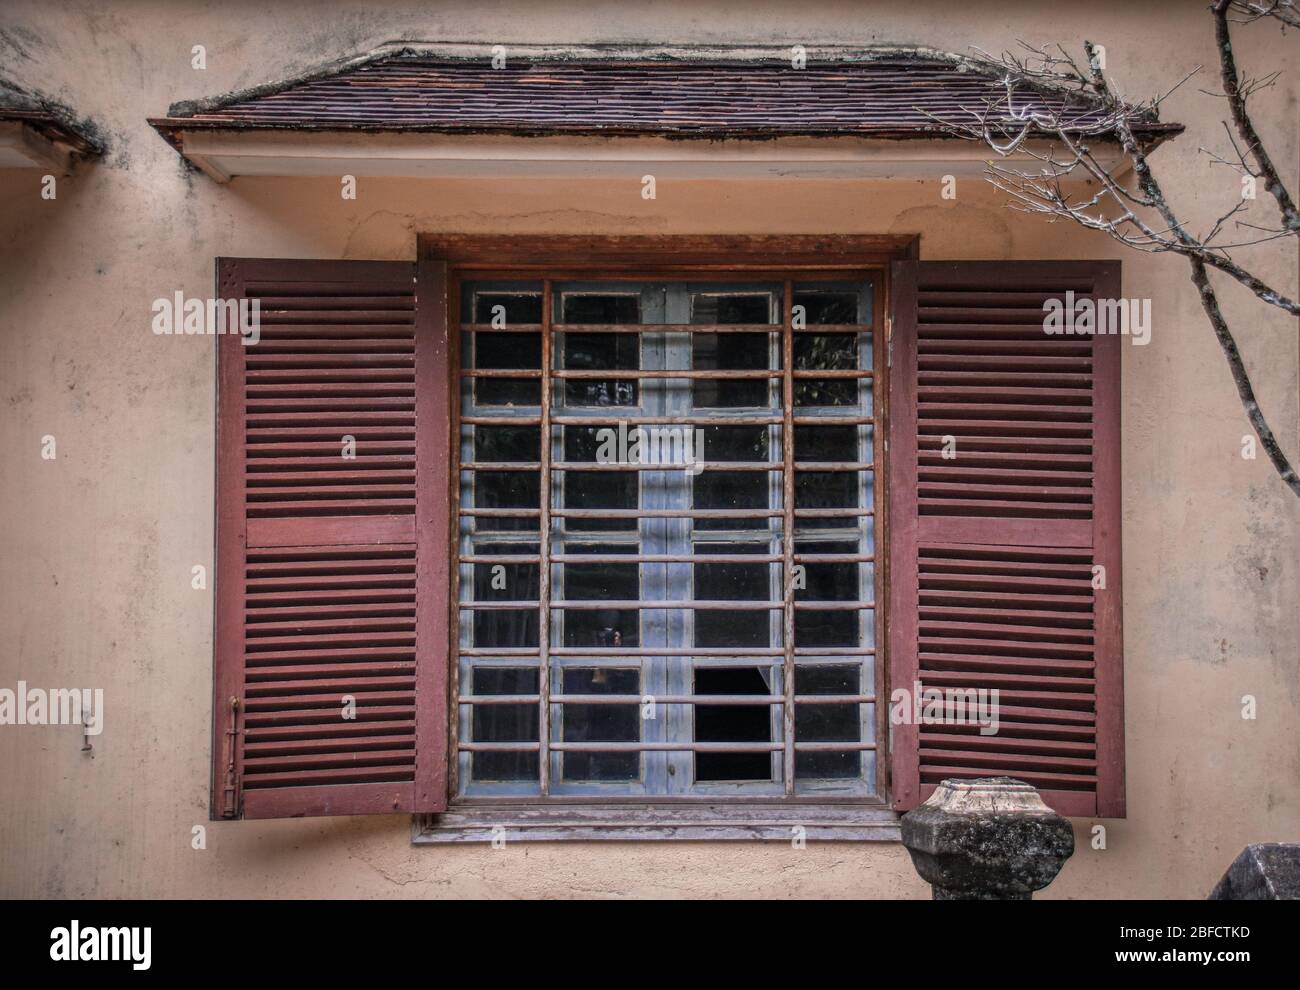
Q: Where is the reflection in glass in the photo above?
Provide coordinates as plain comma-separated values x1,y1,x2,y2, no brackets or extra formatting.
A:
561,667,640,782
471,667,539,782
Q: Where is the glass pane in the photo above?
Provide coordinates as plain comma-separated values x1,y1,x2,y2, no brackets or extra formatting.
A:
472,292,543,325
795,424,858,461
703,424,770,462
472,547,538,648
794,539,861,648
475,332,541,406
693,333,773,408
562,294,639,324
560,552,640,649
561,667,640,782
793,331,858,408
794,424,859,529
795,665,861,779
794,333,857,370
471,667,538,782
471,470,539,533
793,281,871,324
793,290,859,325
562,427,637,533
693,472,768,531
693,425,772,532
560,292,640,407
693,293,774,324
474,425,540,462
694,543,772,648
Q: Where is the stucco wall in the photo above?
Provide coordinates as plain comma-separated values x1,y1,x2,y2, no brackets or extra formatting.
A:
1,0,1296,899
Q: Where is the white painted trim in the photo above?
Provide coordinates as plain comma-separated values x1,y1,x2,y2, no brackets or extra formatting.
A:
178,128,1127,183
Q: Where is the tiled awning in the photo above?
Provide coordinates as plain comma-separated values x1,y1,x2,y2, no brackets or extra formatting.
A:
0,77,104,172
153,51,1181,140
147,47,1181,181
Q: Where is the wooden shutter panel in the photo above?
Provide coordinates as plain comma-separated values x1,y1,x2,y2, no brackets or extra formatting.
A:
213,258,450,819
888,260,1124,818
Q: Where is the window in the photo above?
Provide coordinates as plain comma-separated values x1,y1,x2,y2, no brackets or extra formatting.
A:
210,243,1125,830
455,276,880,799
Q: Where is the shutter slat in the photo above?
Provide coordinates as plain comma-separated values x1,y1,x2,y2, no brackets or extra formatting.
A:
890,259,1125,818
244,719,418,741
920,653,1095,675
213,257,449,820
247,662,416,680
245,647,416,665
241,706,416,727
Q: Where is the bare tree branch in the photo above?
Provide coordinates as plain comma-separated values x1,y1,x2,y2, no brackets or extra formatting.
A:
1213,0,1300,234
921,42,1300,313
919,19,1299,496
1190,257,1300,495
1227,0,1300,29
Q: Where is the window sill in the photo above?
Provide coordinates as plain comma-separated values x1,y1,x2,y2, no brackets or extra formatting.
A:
412,803,901,843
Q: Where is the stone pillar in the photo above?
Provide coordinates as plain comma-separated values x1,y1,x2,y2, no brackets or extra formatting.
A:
1210,844,1300,899
900,777,1075,900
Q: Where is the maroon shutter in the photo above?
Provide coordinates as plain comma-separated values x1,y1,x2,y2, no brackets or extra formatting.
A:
888,260,1124,818
213,258,450,819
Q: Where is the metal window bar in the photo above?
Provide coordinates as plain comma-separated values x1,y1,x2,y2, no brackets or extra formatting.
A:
454,275,878,800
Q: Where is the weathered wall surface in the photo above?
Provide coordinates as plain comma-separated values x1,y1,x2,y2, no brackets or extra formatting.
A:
1,0,1296,898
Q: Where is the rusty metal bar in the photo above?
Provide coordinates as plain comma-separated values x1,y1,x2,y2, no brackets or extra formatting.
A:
458,647,877,657
781,278,797,796
791,370,873,379
456,508,871,519
560,462,779,472
554,553,782,564
459,460,870,472
457,506,873,519
458,741,876,753
459,553,872,564
460,414,875,427
458,694,877,706
458,599,873,610
560,323,778,333
558,742,783,753
554,414,782,425
537,279,554,795
462,415,543,425
554,369,782,380
458,461,542,471
799,508,874,517
459,323,544,333
461,323,872,334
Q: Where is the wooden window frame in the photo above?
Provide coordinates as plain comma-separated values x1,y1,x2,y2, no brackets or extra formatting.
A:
415,233,918,841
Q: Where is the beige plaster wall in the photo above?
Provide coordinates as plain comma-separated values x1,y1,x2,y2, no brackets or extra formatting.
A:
0,0,1296,898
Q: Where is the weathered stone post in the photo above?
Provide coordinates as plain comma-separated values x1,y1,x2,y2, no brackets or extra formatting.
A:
1209,844,1300,899
900,777,1075,900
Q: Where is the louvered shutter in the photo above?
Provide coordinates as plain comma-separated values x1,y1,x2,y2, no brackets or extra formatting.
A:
213,258,450,819
888,260,1124,818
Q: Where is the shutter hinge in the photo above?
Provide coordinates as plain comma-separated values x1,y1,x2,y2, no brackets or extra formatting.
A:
222,696,242,819
885,315,893,367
